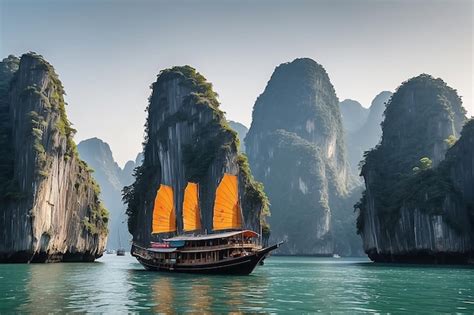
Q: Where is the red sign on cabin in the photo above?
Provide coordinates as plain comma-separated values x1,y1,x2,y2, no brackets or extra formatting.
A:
150,242,170,248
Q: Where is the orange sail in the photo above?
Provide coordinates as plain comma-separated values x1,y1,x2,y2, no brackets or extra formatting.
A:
183,182,201,232
152,184,176,234
213,174,242,230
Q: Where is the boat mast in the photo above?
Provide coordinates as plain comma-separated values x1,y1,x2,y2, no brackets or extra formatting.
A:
118,228,122,249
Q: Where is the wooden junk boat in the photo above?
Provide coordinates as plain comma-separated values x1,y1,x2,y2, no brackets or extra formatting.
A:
131,174,282,275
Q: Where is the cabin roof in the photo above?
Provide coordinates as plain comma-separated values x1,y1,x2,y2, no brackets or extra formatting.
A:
163,230,259,242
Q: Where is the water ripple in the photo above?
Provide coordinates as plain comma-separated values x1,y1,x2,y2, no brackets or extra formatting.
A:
1,255,474,313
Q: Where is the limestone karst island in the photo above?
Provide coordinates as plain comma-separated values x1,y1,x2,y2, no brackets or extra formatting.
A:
0,0,473,313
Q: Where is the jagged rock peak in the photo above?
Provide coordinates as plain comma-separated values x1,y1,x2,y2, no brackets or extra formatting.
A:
245,58,352,255
357,74,470,263
379,74,466,166
0,52,108,262
124,65,269,245
248,58,342,139
78,137,123,190
247,57,348,185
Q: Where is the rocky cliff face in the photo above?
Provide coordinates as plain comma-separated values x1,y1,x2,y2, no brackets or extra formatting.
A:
0,55,20,200
228,121,248,152
0,53,108,262
357,74,472,263
78,138,133,250
123,66,268,245
245,58,351,255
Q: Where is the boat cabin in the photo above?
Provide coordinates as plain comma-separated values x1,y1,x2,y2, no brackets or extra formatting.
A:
135,230,260,266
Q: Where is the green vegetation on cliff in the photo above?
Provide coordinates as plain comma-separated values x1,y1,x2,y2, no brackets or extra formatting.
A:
124,66,268,237
0,55,20,200
1,53,108,235
29,53,78,159
356,74,467,233
35,52,108,234
248,58,346,164
246,58,355,255
78,138,137,247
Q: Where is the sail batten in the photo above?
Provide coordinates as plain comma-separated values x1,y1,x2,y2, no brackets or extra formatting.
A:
152,184,176,234
213,174,242,230
183,182,201,232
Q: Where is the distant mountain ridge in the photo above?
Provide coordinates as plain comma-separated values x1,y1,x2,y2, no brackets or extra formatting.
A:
78,138,141,250
228,121,248,152
341,91,393,175
339,99,368,133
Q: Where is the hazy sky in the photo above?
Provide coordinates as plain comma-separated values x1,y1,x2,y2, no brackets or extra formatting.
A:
1,0,472,166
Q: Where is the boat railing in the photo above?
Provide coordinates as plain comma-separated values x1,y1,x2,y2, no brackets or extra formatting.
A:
180,243,260,252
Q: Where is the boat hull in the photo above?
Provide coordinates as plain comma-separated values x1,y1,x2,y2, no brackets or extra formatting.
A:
132,243,281,275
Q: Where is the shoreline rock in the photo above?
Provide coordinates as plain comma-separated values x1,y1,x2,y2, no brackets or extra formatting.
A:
357,74,473,264
0,53,108,263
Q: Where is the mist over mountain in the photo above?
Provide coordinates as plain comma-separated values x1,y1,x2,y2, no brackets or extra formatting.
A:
340,99,368,133
228,120,248,152
354,91,393,148
121,153,143,186
342,91,393,175
78,138,140,250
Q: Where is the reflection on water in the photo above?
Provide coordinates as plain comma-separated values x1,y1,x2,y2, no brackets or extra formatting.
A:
128,265,270,313
1,255,474,313
190,279,211,312
152,277,174,314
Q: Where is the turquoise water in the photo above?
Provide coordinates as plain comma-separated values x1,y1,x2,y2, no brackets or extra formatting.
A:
1,255,473,313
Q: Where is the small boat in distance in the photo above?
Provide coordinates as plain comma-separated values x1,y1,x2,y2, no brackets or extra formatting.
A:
116,229,126,256
131,173,282,275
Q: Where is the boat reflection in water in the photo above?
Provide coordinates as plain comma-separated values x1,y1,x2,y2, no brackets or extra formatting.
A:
151,277,213,313
189,279,212,311
143,271,270,313
132,174,282,275
152,277,175,314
